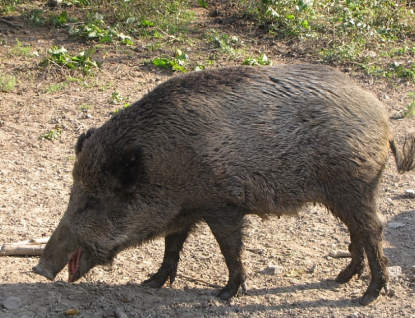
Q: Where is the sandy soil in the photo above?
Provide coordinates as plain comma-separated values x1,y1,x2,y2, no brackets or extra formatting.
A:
1,2,415,317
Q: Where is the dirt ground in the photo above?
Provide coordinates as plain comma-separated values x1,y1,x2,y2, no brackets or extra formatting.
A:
1,2,415,318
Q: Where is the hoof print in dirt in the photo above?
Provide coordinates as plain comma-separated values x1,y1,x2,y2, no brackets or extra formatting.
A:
32,64,415,306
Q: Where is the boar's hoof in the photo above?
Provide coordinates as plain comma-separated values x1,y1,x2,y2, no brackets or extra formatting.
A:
142,276,166,288
142,263,178,288
360,291,380,306
335,263,365,284
217,281,247,301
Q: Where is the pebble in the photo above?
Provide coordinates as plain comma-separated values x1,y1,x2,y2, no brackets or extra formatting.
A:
405,189,415,198
409,266,415,273
388,266,402,278
261,264,285,275
2,297,22,310
347,313,360,318
114,308,128,318
329,250,351,258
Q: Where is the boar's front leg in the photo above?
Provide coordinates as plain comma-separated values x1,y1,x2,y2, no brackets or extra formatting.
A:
143,227,192,288
204,207,247,301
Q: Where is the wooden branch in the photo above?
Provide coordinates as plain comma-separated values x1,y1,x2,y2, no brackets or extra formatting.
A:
0,237,49,256
0,244,45,256
0,18,22,29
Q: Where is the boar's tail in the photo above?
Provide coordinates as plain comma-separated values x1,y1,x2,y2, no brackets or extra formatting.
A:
389,133,415,173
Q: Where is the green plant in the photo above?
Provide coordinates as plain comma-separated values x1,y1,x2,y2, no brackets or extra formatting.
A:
8,39,33,57
41,46,100,75
111,91,123,104
0,71,16,92
243,53,272,66
198,0,209,9
46,82,67,93
153,49,188,72
79,104,92,111
113,102,131,114
210,31,244,56
49,11,76,27
41,126,62,140
403,93,415,118
67,13,133,45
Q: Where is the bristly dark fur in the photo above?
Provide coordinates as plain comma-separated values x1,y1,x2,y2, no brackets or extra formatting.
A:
34,64,414,306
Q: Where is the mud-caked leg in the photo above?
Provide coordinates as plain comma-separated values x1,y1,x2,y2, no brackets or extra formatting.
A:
359,217,389,306
335,230,365,283
143,227,192,288
332,203,389,306
204,207,247,301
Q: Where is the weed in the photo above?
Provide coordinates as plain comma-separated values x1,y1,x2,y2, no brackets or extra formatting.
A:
67,13,133,45
41,126,62,141
9,39,33,57
153,49,188,72
111,91,123,104
198,0,209,9
79,104,92,111
243,53,272,66
403,93,415,118
0,71,16,92
41,46,100,75
46,82,67,93
210,31,244,56
113,103,131,114
49,11,76,27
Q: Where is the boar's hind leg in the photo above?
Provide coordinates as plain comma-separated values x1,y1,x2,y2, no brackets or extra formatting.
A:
332,201,389,306
204,207,247,301
335,231,365,283
143,227,192,288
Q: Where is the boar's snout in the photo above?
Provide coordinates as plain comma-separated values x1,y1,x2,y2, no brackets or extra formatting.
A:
32,264,56,281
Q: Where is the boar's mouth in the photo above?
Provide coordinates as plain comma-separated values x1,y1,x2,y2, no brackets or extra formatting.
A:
68,247,83,283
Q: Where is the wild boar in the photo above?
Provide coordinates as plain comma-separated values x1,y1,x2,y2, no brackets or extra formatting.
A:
33,64,415,306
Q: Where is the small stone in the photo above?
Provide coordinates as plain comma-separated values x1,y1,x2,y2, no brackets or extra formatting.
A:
329,250,351,258
348,313,360,318
261,264,284,275
114,308,128,318
405,189,415,198
2,297,22,310
388,266,402,278
409,266,415,273
387,222,405,229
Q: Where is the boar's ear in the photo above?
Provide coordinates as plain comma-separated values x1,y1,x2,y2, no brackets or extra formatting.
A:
111,145,143,188
75,128,96,156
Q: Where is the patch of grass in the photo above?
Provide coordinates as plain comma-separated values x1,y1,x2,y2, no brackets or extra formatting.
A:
45,82,67,93
9,39,33,57
110,91,123,104
0,71,17,92
40,126,62,141
403,93,415,118
40,46,100,75
79,104,92,111
113,103,131,114
67,13,133,45
239,0,415,81
243,53,272,66
198,0,209,9
209,31,244,56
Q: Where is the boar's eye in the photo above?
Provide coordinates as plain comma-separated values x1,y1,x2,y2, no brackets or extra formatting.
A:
109,145,143,188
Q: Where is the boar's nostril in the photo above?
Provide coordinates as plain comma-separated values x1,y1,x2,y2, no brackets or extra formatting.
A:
33,265,55,281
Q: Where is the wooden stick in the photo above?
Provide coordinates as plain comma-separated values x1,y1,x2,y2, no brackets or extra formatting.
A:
6,237,50,246
0,244,45,256
0,18,22,29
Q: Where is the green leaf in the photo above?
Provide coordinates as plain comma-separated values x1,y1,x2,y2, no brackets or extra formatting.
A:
153,57,172,68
